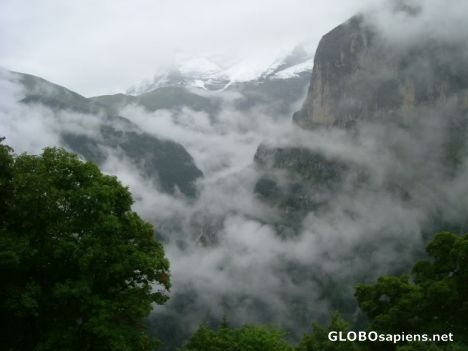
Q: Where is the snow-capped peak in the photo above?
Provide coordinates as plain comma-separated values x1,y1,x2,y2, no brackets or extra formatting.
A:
127,45,313,95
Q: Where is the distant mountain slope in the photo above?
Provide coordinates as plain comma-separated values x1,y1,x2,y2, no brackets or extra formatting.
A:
94,46,314,118
228,71,310,115
15,71,103,114
91,86,220,115
9,71,203,197
127,46,313,94
87,93,137,115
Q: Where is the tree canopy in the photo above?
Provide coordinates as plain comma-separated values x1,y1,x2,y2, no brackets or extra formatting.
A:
355,231,468,350
297,312,360,351
179,323,294,351
0,140,170,351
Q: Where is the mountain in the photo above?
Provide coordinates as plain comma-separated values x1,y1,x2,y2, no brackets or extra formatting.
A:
9,71,203,197
90,46,313,119
91,86,220,116
127,46,313,94
5,45,315,199
289,10,468,180
225,47,313,115
232,8,468,344
15,72,103,114
254,8,468,262
293,15,468,129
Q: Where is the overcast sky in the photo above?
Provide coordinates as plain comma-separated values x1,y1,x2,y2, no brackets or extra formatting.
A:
0,0,379,96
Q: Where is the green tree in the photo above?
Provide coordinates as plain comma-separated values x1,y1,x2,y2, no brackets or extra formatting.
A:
355,232,468,350
0,141,170,351
297,311,360,351
179,323,294,351
0,138,13,220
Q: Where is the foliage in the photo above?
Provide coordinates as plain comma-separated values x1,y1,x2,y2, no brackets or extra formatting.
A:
355,232,468,350
0,138,14,220
179,323,294,351
297,311,360,351
0,141,170,351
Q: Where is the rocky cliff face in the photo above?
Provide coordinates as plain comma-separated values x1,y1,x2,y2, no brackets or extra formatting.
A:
293,16,371,128
293,14,468,129
255,8,468,232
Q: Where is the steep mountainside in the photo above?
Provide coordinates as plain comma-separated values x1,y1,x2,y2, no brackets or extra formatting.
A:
10,71,203,197
293,15,468,129
255,11,468,233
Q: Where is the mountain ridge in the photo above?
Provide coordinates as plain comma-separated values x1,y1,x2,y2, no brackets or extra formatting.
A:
127,45,313,94
4,70,204,197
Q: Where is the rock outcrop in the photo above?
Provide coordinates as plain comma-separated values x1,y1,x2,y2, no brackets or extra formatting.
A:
254,8,468,229
293,14,468,129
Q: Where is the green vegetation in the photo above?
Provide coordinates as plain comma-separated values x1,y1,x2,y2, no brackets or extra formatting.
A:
0,139,170,351
355,231,468,350
179,323,294,351
297,312,360,351
63,125,204,198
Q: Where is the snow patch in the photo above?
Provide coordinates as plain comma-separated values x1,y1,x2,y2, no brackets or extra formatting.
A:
272,58,314,79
